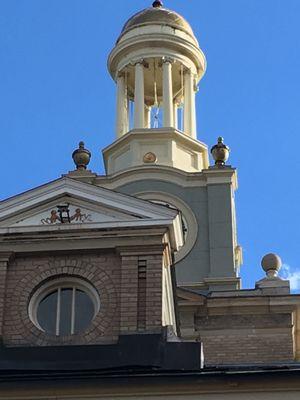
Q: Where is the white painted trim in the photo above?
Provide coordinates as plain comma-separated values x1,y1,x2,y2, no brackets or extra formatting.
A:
109,30,206,81
0,218,175,233
0,177,183,251
102,127,208,153
96,166,208,189
203,168,238,190
95,166,237,191
0,177,178,222
102,128,209,174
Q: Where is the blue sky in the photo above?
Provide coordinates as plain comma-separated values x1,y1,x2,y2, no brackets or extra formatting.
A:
1,0,299,290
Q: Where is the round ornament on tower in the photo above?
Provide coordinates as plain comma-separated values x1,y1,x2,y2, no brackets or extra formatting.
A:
143,152,157,164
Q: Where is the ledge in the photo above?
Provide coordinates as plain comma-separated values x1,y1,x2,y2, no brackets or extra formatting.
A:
0,332,203,375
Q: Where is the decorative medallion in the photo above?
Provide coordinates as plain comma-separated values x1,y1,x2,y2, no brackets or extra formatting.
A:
41,205,92,225
143,152,157,164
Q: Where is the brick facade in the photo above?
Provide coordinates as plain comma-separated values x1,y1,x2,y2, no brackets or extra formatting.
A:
119,250,164,334
195,311,295,365
146,254,164,331
3,253,121,347
1,247,167,347
1,247,296,367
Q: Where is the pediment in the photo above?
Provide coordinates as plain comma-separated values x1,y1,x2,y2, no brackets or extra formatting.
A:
7,199,138,228
0,177,180,232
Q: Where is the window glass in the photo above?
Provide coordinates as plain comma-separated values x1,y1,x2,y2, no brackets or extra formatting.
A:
74,289,94,333
36,285,96,336
60,288,73,336
37,290,57,335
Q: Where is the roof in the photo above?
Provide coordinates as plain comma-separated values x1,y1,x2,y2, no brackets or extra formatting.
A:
120,6,195,38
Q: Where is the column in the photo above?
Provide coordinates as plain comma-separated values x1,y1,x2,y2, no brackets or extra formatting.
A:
134,61,145,129
144,105,151,128
184,69,197,139
126,97,130,131
162,58,174,127
116,73,128,138
173,102,178,130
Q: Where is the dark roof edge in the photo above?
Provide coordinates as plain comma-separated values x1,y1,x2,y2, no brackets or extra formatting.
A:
2,365,300,383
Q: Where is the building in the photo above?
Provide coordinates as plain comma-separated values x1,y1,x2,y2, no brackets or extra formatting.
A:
0,1,300,398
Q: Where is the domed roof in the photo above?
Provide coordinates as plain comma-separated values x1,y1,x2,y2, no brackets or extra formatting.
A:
120,3,195,39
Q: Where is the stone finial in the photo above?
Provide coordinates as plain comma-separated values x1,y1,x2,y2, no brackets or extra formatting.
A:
256,253,289,294
211,137,230,167
261,253,282,278
152,0,163,8
72,141,91,170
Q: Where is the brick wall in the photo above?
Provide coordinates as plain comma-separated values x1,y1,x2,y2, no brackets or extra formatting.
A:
195,313,294,365
146,255,164,331
1,249,166,347
119,252,164,334
3,252,121,347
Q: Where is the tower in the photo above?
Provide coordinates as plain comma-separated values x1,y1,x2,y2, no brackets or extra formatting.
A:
105,0,207,173
101,0,242,291
1,1,300,397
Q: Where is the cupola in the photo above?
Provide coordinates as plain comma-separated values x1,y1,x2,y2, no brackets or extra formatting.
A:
104,1,208,175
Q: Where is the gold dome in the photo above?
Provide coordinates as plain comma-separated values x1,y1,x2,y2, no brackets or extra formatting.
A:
119,6,195,40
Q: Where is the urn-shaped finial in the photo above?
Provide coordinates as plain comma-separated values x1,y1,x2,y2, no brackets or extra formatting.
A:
211,137,230,166
72,141,91,170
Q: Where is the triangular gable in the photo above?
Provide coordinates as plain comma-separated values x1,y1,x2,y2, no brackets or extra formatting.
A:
9,200,138,227
0,177,179,228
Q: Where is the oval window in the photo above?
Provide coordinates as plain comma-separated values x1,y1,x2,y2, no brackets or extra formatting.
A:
29,278,100,336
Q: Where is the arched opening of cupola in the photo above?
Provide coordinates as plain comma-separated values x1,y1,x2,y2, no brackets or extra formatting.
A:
115,56,198,138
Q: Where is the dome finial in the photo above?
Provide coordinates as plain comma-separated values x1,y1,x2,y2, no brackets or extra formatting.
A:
152,0,163,8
